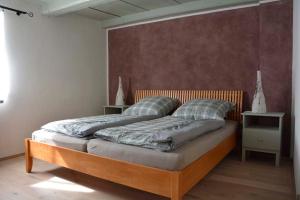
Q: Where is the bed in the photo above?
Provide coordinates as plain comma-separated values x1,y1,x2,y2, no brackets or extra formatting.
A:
25,90,243,200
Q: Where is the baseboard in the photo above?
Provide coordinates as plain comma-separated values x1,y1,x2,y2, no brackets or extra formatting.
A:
0,153,24,161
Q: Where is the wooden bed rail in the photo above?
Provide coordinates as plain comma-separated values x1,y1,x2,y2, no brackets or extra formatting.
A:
25,138,177,197
25,133,236,200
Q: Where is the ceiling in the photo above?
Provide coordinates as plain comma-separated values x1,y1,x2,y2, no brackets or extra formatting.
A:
34,0,273,28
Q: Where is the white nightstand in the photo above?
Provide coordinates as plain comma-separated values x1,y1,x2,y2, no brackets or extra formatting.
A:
103,105,130,114
241,111,285,166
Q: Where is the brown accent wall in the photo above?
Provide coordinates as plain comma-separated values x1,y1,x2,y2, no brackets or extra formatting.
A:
108,0,292,156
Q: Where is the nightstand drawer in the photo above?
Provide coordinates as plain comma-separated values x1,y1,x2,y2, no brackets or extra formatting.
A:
243,128,280,151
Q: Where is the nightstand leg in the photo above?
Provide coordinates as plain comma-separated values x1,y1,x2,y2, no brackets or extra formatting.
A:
242,148,246,162
275,152,280,167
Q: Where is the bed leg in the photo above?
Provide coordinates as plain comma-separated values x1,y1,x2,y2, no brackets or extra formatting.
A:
25,139,33,173
171,172,183,200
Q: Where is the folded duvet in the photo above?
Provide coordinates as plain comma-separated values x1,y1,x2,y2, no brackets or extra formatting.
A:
94,116,225,151
41,114,156,138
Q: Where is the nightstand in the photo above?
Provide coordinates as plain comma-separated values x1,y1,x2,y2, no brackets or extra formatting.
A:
241,111,284,166
103,105,130,114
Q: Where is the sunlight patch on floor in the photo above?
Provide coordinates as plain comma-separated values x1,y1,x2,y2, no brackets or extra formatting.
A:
31,177,94,193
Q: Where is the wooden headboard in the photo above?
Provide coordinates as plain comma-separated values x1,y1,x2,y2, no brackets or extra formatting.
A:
134,90,243,121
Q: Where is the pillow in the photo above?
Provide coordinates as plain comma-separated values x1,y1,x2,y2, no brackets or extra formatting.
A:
172,99,235,120
123,96,179,117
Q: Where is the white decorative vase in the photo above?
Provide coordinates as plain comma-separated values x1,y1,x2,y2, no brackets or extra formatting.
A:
252,70,267,113
115,76,125,106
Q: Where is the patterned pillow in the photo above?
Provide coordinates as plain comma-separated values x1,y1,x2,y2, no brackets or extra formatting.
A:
172,99,235,120
123,96,179,117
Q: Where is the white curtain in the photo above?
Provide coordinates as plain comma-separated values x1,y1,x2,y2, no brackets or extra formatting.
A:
0,10,10,102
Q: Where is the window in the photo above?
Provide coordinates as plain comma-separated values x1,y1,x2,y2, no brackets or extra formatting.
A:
0,11,9,103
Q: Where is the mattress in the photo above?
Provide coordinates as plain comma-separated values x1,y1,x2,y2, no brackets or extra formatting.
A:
32,129,89,152
94,116,225,151
87,120,238,170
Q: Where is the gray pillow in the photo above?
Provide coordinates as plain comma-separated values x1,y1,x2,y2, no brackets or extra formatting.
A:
123,96,179,117
172,99,235,120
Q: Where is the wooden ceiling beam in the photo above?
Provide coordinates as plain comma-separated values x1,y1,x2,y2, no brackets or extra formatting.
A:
101,0,258,28
42,0,117,16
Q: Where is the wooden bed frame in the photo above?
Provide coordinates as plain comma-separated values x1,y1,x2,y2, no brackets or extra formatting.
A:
25,90,243,200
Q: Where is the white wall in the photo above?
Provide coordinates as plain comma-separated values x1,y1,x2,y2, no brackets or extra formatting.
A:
294,0,300,198
0,0,107,158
